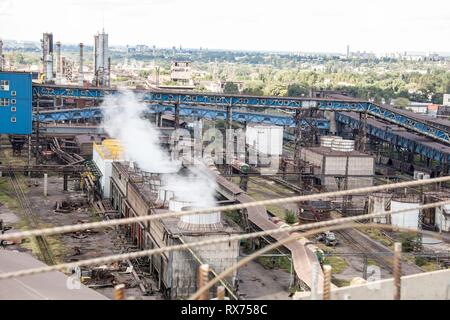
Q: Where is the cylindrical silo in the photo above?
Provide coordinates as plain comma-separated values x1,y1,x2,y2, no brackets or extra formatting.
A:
331,139,355,152
390,195,421,230
368,193,391,224
320,135,342,148
178,205,222,232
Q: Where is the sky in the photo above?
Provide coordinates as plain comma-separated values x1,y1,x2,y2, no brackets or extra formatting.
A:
1,0,449,54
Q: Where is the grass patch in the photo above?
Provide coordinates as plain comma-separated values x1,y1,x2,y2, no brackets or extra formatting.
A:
359,227,394,248
332,278,351,287
223,210,242,229
323,256,348,274
257,254,292,273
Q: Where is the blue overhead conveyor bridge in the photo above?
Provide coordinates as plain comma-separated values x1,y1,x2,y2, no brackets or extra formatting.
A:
32,83,450,145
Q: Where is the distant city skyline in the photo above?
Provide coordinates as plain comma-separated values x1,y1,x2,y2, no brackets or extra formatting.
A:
1,0,450,54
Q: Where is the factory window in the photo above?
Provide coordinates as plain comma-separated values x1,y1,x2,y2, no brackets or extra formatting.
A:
0,98,10,106
11,117,16,123
0,80,9,91
11,107,16,112
11,99,16,105
11,91,16,96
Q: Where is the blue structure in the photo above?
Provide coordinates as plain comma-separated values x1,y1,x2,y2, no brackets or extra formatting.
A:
335,112,450,163
33,105,330,129
0,72,32,134
32,84,450,144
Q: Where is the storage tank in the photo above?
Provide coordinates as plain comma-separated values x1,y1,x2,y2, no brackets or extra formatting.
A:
156,187,175,208
367,193,391,224
331,139,355,152
178,206,223,232
423,192,450,232
320,136,342,148
168,198,193,212
390,195,421,230
245,124,283,155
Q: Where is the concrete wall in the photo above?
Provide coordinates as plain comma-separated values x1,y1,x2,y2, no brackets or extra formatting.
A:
435,204,450,232
293,269,450,300
169,234,239,299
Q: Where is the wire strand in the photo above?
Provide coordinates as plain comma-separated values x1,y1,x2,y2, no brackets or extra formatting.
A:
1,175,449,242
188,222,447,300
1,201,449,281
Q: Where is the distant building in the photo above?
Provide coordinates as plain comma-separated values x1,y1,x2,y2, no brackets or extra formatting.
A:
135,45,149,53
404,101,429,114
170,61,192,84
443,94,450,107
93,30,110,87
203,80,244,93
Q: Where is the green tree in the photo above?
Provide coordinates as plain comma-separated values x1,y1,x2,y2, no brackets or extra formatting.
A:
223,82,240,94
393,97,410,108
287,83,308,97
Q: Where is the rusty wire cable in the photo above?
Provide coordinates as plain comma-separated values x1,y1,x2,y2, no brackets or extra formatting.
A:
188,223,447,300
0,202,449,281
1,176,450,242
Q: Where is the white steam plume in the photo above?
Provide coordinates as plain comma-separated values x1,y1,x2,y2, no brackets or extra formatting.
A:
101,90,218,209
102,90,179,173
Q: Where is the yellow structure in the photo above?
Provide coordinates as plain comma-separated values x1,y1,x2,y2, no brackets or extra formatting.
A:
93,139,124,160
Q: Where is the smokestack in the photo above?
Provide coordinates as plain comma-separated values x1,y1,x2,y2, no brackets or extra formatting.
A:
45,54,54,83
107,56,111,87
79,43,84,86
55,41,61,83
55,42,61,74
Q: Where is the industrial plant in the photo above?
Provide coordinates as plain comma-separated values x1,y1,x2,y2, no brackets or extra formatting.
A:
0,22,449,303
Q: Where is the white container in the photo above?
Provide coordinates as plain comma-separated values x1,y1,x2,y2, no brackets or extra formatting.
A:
368,193,391,224
435,204,450,232
157,188,175,206
178,206,222,231
168,198,193,213
390,199,420,230
331,139,355,152
320,136,342,148
245,124,283,155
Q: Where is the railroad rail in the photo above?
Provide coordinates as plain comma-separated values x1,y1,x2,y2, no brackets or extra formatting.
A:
213,172,328,291
8,172,55,265
0,164,86,173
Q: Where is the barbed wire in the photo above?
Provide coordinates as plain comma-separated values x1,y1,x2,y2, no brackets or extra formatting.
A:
1,176,449,242
189,222,441,300
1,200,449,281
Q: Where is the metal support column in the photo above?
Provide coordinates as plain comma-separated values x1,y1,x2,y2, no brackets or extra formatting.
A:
174,102,180,129
63,174,68,191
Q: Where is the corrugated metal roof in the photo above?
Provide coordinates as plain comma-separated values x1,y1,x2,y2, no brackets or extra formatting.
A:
0,250,108,300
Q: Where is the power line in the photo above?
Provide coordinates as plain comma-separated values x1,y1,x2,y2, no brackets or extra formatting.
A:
1,175,449,242
1,200,449,281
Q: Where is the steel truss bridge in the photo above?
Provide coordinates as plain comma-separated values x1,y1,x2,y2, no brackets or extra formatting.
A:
32,84,450,163
33,105,329,129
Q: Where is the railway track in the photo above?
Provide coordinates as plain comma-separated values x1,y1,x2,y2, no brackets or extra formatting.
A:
8,172,55,265
336,228,394,274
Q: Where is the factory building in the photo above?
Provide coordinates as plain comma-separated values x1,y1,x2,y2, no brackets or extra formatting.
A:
0,71,32,135
300,136,374,191
109,161,240,299
170,61,192,84
246,124,283,156
92,139,125,198
93,30,110,87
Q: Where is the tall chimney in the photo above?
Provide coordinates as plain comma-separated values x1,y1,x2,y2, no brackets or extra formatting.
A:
55,41,61,83
55,42,61,74
107,56,111,87
79,43,84,86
